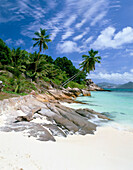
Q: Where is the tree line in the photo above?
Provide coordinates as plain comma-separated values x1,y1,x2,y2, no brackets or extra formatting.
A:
0,28,101,93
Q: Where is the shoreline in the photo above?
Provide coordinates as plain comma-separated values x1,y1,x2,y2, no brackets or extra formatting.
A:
0,126,133,170
0,89,133,169
0,90,110,142
61,101,133,131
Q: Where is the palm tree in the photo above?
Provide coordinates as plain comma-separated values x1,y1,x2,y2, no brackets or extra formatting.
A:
32,28,52,72
61,49,101,87
0,47,27,93
79,49,101,73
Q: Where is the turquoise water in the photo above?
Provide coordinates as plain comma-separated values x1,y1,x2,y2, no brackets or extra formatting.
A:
65,89,133,130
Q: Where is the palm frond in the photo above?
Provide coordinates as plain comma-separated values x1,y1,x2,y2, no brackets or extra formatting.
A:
79,49,101,74
34,32,41,37
96,56,102,59
32,38,40,41
94,50,98,55
43,43,48,50
45,34,51,39
41,29,47,36
82,54,88,59
45,38,52,43
33,41,39,47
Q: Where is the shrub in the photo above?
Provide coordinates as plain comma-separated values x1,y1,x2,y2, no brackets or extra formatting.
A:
66,81,86,89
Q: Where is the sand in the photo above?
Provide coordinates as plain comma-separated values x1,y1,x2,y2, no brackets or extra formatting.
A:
0,126,133,170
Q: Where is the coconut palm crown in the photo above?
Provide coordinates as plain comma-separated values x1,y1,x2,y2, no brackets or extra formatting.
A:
32,28,52,72
79,49,101,73
61,49,101,87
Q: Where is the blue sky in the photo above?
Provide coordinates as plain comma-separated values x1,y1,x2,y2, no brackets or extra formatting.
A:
0,0,133,84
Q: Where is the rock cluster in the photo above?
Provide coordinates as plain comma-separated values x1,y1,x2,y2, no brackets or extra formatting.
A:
0,81,4,92
0,88,109,142
86,79,104,91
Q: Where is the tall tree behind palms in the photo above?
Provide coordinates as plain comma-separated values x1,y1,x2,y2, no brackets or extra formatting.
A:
32,28,52,73
61,49,101,87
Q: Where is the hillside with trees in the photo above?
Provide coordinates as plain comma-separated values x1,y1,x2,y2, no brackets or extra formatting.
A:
0,28,101,95
0,38,86,94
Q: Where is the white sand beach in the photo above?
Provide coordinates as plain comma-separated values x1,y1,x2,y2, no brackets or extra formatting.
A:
0,126,133,170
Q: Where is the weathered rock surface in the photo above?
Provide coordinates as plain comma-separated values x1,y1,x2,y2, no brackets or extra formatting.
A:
0,81,4,92
0,122,55,141
86,79,104,91
0,88,109,142
80,89,91,96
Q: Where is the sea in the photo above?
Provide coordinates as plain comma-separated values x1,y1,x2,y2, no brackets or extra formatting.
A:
63,89,133,132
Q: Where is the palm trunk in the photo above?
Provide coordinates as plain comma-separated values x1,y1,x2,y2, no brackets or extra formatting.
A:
35,52,40,73
61,71,83,87
61,73,78,86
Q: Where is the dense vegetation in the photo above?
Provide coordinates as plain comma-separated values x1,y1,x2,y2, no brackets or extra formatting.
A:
0,38,87,94
0,28,101,94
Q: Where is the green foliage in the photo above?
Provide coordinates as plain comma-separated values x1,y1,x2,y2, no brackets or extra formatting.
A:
3,90,27,96
80,49,101,73
0,71,37,93
32,28,52,52
32,28,52,72
67,81,86,89
54,56,76,77
0,38,11,65
0,37,100,94
43,77,50,82
43,55,53,63
53,79,61,85
61,49,101,87
54,56,86,83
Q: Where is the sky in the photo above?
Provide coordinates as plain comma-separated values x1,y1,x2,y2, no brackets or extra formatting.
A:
0,0,133,84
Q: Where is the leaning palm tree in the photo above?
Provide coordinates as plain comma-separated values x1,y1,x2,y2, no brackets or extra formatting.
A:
79,49,101,73
61,49,101,87
32,28,52,72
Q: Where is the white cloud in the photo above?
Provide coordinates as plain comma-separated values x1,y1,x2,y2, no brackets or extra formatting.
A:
109,1,121,9
50,27,60,41
50,0,108,43
64,15,77,28
5,38,13,45
17,1,47,20
1,0,111,52
90,11,107,26
26,46,35,53
83,0,108,22
85,36,93,43
74,0,108,29
75,36,93,53
91,26,133,49
62,30,74,40
129,52,133,56
73,32,86,41
88,71,133,83
75,19,86,29
130,69,133,73
102,55,108,59
47,0,57,9
0,0,56,23
56,41,80,53
125,49,133,57
5,38,25,46
73,28,90,41
15,39,25,46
